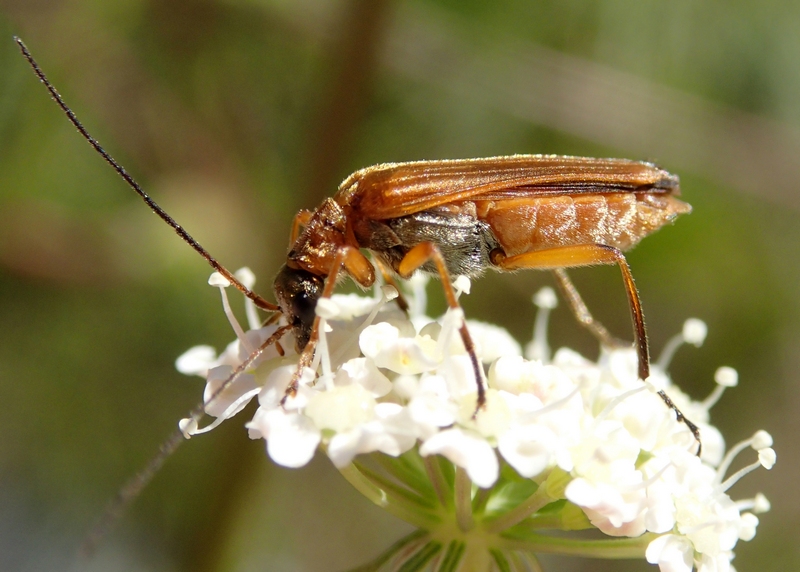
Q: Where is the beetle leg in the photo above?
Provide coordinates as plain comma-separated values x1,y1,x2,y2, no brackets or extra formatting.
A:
492,244,648,380
290,209,314,243
552,268,630,350
372,256,410,313
283,246,375,401
397,242,486,412
493,244,701,453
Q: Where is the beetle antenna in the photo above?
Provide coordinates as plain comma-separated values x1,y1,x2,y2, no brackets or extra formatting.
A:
79,323,292,557
13,36,279,312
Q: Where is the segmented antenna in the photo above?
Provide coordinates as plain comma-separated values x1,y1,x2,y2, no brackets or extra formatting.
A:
14,36,278,312
79,323,291,557
13,36,289,554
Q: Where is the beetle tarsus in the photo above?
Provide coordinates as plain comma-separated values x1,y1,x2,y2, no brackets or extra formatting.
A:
657,389,702,456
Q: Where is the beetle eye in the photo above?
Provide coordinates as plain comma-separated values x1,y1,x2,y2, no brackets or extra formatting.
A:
291,291,317,327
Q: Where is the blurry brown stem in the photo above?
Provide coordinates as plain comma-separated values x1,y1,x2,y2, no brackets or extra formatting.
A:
303,0,393,200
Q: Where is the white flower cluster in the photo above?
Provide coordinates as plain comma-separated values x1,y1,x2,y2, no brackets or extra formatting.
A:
176,268,774,572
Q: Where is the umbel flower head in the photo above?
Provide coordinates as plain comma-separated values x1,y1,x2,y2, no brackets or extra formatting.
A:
176,268,775,572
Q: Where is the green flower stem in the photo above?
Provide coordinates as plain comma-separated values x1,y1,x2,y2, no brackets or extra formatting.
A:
353,460,437,510
372,453,434,500
345,530,429,572
397,540,443,570
338,463,439,529
499,532,654,559
484,485,553,534
454,467,474,532
423,454,452,510
507,550,544,572
438,540,466,572
506,502,592,532
471,486,492,516
490,548,514,572
508,513,592,532
457,543,492,572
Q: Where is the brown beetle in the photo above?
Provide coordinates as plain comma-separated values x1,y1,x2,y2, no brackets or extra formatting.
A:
16,38,698,551
274,156,691,410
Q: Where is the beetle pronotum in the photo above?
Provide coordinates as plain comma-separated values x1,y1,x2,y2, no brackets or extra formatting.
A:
15,37,699,553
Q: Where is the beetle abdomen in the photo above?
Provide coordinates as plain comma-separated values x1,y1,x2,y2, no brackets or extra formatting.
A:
478,193,690,258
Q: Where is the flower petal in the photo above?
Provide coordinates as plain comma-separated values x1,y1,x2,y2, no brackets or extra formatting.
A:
248,408,321,468
420,428,499,488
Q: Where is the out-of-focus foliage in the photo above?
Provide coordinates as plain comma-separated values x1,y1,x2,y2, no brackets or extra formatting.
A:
0,1,797,570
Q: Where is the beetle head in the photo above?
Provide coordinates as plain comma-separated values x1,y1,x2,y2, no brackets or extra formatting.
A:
273,264,324,351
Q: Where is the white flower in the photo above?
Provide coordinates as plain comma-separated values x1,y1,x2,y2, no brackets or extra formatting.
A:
202,365,257,419
646,534,694,572
327,403,416,467
464,320,522,362
177,269,774,571
359,322,440,374
305,383,377,433
247,408,320,468
175,345,217,376
419,427,499,488
407,374,459,431
497,422,558,478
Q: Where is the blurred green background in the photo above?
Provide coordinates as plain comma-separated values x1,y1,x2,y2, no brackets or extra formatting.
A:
1,1,798,570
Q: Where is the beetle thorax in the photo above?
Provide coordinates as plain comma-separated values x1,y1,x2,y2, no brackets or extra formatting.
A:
287,198,349,277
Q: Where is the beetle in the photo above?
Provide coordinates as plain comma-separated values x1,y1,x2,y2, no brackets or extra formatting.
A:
16,37,698,552
275,156,691,408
